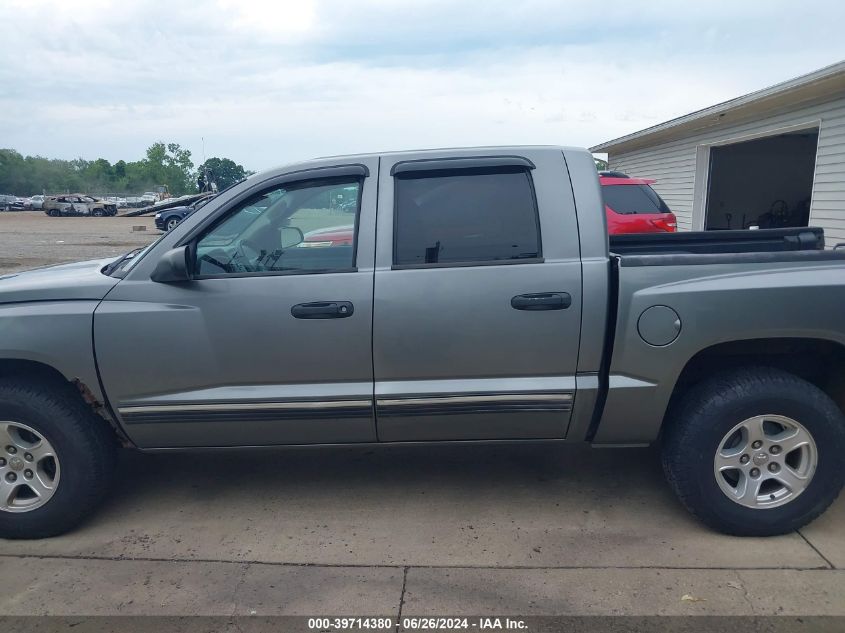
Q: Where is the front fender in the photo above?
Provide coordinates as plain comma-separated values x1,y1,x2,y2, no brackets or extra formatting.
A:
0,301,105,403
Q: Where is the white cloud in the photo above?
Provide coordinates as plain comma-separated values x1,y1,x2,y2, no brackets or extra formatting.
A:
1,0,844,170
217,0,317,37
4,0,111,12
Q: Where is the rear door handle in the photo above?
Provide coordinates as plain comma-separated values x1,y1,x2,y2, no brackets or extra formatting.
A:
511,293,571,311
291,301,354,319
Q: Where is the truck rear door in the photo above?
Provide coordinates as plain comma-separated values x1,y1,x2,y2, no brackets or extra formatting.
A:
373,149,583,441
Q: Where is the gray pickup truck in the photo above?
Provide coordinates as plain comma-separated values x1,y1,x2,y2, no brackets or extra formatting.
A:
1,146,844,539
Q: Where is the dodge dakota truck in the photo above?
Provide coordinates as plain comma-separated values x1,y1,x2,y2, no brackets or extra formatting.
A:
1,146,844,539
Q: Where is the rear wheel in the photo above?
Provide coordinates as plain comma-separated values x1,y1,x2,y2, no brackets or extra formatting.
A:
0,379,117,539
92,208,104,217
662,367,845,536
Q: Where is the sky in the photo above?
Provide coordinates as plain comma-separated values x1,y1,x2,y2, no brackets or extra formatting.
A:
2,0,844,171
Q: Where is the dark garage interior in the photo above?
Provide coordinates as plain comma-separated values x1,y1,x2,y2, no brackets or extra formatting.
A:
704,129,819,230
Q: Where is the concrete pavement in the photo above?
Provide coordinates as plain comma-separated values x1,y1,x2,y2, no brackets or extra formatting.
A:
0,443,841,616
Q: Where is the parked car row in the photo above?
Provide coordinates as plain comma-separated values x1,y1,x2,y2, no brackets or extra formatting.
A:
82,196,149,208
3,193,119,214
1,193,165,213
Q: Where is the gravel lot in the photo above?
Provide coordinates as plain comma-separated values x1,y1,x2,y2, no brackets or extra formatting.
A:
0,210,159,273
0,209,842,624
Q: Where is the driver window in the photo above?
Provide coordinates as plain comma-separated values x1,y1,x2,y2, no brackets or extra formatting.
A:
194,178,360,277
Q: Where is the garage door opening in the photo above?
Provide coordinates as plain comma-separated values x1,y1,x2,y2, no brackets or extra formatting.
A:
704,129,819,230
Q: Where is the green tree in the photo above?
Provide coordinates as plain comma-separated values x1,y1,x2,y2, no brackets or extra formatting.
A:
0,143,252,197
0,149,26,193
113,160,127,179
84,158,114,192
199,157,249,191
144,141,195,195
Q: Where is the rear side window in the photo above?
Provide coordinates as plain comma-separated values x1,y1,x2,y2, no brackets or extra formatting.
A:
394,168,541,266
603,184,670,214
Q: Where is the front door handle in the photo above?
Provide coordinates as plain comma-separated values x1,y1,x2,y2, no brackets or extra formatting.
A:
291,301,354,319
511,293,571,311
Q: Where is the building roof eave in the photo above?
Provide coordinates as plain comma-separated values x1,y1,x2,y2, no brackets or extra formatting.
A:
590,60,845,154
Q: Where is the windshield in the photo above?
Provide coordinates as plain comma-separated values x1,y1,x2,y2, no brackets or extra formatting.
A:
104,240,160,277
602,184,671,215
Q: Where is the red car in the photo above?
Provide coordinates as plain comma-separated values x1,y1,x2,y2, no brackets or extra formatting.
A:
299,225,355,247
600,171,677,234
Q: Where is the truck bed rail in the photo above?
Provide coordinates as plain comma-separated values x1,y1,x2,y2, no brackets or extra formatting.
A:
609,227,824,256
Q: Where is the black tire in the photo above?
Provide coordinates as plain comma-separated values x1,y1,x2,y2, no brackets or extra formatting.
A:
92,208,104,217
166,217,180,231
49,209,60,217
662,366,845,536
0,379,118,539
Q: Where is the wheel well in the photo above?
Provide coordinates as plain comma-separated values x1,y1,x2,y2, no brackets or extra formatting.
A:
0,359,128,444
670,338,845,418
0,359,71,388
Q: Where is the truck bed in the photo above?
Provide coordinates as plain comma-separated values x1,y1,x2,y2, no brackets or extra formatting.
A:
596,227,845,445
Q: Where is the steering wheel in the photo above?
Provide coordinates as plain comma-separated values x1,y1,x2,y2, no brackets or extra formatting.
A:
233,239,265,271
198,240,265,274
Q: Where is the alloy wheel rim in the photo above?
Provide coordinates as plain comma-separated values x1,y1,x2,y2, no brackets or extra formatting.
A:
714,414,817,509
0,421,61,513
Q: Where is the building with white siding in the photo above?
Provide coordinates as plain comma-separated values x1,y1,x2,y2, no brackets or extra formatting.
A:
590,61,845,245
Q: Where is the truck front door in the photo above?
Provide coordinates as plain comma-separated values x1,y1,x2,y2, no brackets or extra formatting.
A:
94,161,378,448
372,149,583,441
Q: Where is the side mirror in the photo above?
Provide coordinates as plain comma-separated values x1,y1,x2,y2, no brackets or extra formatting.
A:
151,246,190,283
281,226,304,249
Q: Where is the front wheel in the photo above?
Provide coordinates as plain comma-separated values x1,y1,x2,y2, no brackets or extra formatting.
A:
662,367,845,536
166,217,181,231
0,379,117,538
